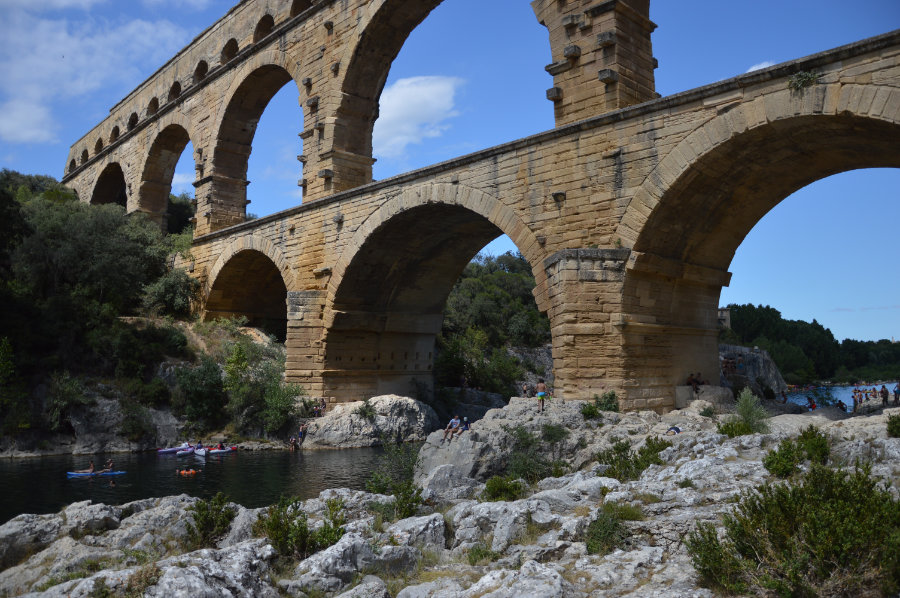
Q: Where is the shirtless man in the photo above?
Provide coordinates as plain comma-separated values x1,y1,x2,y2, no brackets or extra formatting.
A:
535,379,549,413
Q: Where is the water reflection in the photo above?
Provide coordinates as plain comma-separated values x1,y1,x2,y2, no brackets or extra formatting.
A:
0,447,387,524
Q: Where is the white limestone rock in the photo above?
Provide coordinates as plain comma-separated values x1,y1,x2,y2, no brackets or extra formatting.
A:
303,395,440,449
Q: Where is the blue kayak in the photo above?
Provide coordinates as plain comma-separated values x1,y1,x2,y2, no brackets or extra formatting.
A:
66,471,126,477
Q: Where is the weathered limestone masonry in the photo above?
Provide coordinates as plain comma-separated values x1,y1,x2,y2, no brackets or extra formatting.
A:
62,0,900,410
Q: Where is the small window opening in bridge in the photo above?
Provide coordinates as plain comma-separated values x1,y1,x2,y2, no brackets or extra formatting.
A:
127,112,138,130
193,61,208,84
290,0,311,17
110,126,120,143
94,138,103,154
221,38,238,64
68,159,77,173
168,81,181,102
254,14,275,43
147,97,159,116
80,149,89,164
370,2,552,181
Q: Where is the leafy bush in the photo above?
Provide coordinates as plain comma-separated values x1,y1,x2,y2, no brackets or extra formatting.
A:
262,381,303,435
173,355,225,430
482,475,527,502
354,399,377,420
467,543,501,566
122,377,170,408
762,439,801,478
888,414,900,438
585,509,629,555
718,388,769,437
118,399,156,443
594,391,619,412
699,406,716,418
764,426,830,478
434,327,523,397
141,268,199,319
365,438,423,520
581,402,600,419
717,419,753,438
45,371,91,432
185,492,236,549
686,464,900,596
253,495,345,560
504,425,552,483
796,425,830,465
595,437,672,482
603,501,644,521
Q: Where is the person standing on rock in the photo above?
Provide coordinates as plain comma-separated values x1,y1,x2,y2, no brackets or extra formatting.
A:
881,385,890,407
894,382,900,405
442,415,460,442
535,379,549,413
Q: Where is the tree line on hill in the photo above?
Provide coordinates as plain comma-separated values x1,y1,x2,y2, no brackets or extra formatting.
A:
722,303,900,384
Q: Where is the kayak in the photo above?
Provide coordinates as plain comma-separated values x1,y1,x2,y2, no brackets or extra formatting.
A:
176,447,195,456
157,443,191,454
67,471,126,477
194,448,207,457
207,446,237,455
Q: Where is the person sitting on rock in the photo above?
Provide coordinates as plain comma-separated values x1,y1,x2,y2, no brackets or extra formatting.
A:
686,373,698,393
452,417,470,439
442,415,461,442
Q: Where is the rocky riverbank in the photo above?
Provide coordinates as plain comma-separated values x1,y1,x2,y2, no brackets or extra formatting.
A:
2,397,897,597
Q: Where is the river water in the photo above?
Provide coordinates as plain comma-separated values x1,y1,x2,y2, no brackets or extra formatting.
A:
0,447,386,525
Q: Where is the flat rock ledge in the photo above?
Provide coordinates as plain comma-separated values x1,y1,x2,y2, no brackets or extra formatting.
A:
1,402,897,597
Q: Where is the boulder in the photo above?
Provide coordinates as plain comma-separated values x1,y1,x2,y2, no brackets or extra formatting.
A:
302,395,440,449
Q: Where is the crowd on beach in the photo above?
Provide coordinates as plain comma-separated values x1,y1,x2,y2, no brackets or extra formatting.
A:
850,382,900,411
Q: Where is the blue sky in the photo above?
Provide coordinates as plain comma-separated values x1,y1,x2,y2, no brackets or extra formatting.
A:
0,0,898,342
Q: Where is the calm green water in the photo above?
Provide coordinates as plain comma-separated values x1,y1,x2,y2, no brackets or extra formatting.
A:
0,447,386,525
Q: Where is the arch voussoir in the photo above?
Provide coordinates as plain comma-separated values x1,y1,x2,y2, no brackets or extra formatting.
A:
206,234,295,296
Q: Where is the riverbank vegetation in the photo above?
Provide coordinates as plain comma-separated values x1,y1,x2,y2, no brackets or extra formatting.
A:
0,170,303,441
434,252,551,397
723,303,900,384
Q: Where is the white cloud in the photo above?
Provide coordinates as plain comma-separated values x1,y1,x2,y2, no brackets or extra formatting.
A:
373,76,464,159
0,8,189,144
0,99,58,143
747,61,775,73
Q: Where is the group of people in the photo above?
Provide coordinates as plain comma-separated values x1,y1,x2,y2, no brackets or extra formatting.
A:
73,458,114,475
312,398,327,417
685,372,709,393
288,423,309,451
720,356,745,376
852,383,900,411
441,414,470,442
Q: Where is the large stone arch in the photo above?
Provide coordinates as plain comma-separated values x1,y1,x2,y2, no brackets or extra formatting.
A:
206,234,297,296
320,182,544,400
90,161,128,208
138,114,201,227
332,0,443,162
615,83,900,405
204,235,295,341
201,51,305,230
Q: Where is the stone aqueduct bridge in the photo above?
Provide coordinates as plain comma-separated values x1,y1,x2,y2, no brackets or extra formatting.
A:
61,0,900,410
